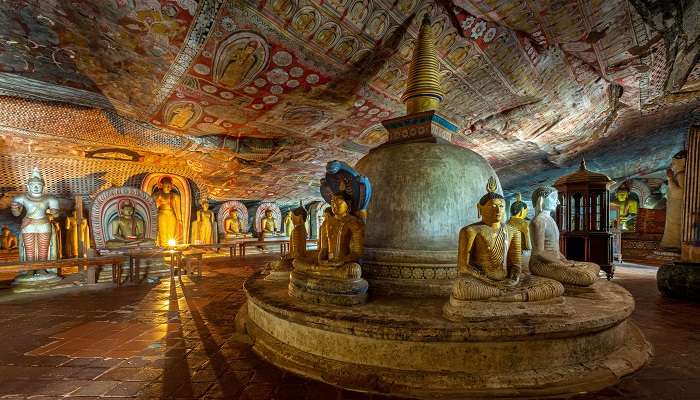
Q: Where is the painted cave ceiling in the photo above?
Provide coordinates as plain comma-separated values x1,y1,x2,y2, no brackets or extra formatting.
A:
0,0,698,203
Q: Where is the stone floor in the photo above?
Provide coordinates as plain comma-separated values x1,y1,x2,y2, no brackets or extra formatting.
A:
0,257,697,400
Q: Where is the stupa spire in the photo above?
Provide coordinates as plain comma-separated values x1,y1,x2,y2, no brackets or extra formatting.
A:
401,14,444,114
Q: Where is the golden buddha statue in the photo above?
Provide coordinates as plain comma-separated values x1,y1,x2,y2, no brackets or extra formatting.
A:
292,193,364,280
191,200,215,245
224,209,243,238
268,204,308,280
448,178,564,304
507,193,531,272
65,210,90,258
261,209,277,234
529,186,600,287
283,210,293,237
152,177,182,246
1,226,18,250
611,183,638,231
106,200,155,249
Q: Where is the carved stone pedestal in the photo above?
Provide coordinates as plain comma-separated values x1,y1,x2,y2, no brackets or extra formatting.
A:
288,270,368,306
243,276,651,399
12,271,67,293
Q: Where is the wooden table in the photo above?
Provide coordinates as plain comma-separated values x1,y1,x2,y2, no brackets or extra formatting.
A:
237,239,290,257
180,249,206,278
190,243,240,258
279,239,318,256
0,255,128,285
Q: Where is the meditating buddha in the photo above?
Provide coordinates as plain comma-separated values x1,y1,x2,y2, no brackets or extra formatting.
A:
260,209,277,235
448,178,564,303
507,193,531,271
106,200,154,249
1,226,17,250
611,184,638,231
224,209,242,236
529,186,600,286
292,193,363,280
267,204,308,280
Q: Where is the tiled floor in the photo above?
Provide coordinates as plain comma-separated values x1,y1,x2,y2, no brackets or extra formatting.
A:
0,257,697,399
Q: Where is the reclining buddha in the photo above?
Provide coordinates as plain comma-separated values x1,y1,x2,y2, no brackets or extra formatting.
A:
447,178,564,304
529,186,600,287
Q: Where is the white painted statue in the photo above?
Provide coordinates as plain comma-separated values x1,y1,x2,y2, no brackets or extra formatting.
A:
660,150,686,249
529,186,600,287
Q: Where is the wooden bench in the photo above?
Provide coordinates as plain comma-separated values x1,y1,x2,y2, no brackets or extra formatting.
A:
190,243,239,258
179,249,206,278
237,239,289,257
0,255,128,285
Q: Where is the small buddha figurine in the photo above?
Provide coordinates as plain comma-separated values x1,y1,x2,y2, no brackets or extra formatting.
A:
65,210,91,258
191,200,215,244
661,150,686,249
529,186,600,286
106,200,155,249
448,178,564,303
261,209,277,234
507,193,531,272
611,183,639,231
1,226,18,250
267,204,308,280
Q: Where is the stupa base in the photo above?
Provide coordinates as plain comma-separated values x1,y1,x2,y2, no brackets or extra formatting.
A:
288,270,368,306
243,277,651,399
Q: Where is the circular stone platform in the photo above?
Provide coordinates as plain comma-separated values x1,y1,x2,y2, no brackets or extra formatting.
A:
243,276,651,399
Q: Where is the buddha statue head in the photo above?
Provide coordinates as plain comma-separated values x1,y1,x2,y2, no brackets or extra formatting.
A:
120,200,136,219
160,177,174,193
615,185,630,202
330,192,352,218
2,225,11,236
671,150,687,173
477,177,505,225
532,186,558,214
510,193,528,219
26,167,46,199
200,199,209,212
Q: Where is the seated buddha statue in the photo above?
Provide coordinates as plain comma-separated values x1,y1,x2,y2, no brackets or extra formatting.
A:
267,204,308,280
529,186,600,286
106,201,155,249
292,193,363,279
1,226,18,250
611,184,638,231
507,193,531,272
224,209,243,239
260,209,277,235
448,178,564,304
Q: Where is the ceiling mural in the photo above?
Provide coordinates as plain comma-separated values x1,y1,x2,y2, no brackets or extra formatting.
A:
0,0,698,202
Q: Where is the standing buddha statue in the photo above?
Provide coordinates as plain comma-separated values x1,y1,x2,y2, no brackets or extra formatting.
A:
660,151,686,249
267,204,308,280
152,177,182,246
283,210,293,237
446,178,564,305
11,167,60,262
191,200,215,245
529,186,600,286
65,210,91,258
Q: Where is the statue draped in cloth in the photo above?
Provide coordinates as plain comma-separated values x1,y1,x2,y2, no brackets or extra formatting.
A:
11,167,60,262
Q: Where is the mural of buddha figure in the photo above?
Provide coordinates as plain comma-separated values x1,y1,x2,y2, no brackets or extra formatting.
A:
1,226,18,250
106,200,154,249
11,167,60,262
167,102,196,129
219,40,260,89
612,184,638,231
448,178,564,303
152,177,182,246
529,186,600,286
